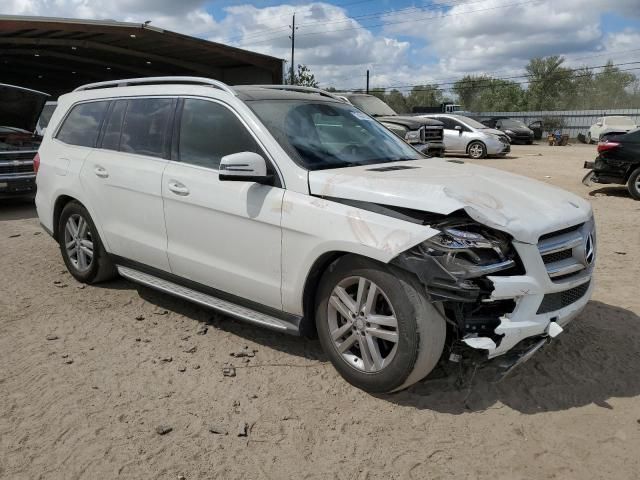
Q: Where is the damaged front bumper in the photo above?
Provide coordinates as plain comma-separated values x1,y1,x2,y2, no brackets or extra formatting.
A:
394,220,595,365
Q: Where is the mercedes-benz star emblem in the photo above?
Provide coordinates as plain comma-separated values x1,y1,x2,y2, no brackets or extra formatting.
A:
584,233,595,265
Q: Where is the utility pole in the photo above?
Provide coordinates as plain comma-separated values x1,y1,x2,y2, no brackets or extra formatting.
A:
289,13,296,85
366,69,369,94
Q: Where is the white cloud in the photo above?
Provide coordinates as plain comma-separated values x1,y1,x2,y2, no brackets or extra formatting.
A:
3,0,639,90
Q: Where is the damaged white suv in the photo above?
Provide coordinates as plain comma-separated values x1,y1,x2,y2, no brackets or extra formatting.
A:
35,78,596,393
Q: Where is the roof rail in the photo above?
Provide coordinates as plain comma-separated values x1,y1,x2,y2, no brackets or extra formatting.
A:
73,76,236,95
251,85,344,101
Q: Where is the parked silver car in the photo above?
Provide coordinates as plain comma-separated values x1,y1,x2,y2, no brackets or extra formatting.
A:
417,114,511,159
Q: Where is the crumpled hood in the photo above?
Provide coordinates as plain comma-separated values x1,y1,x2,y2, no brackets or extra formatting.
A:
376,115,442,130
308,158,592,244
0,83,49,132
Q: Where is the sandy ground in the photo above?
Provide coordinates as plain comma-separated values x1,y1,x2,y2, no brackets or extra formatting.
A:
1,143,639,480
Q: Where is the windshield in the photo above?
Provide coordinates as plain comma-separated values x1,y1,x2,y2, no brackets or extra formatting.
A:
347,95,397,117
500,118,527,129
456,116,488,129
248,100,424,171
38,104,56,129
606,116,635,127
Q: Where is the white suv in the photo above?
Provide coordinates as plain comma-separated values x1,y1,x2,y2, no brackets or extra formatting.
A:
36,77,596,393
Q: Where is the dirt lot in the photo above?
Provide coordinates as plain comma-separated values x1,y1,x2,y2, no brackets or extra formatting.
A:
1,143,639,480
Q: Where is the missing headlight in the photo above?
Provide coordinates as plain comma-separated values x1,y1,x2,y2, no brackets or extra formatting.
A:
391,218,521,302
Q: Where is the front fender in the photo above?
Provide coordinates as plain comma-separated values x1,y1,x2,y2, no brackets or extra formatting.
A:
280,190,439,315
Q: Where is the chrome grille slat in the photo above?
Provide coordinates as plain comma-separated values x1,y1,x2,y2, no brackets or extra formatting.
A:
537,231,583,256
537,223,593,282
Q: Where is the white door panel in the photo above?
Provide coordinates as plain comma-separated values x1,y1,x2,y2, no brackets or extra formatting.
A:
162,162,284,310
80,150,170,270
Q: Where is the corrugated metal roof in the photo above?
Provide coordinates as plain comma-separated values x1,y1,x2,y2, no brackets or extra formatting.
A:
0,15,284,97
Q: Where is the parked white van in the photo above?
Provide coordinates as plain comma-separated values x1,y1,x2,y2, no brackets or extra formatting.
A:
35,77,596,392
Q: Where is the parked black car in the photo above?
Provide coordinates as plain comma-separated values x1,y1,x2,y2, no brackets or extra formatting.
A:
481,117,534,144
1,83,48,198
339,93,446,157
583,128,640,200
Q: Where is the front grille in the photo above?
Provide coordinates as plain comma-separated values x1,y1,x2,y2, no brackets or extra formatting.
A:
424,127,443,141
537,223,593,282
536,280,591,314
541,249,573,264
0,160,34,175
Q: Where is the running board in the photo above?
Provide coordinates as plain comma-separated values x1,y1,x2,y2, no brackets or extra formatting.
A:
117,266,299,334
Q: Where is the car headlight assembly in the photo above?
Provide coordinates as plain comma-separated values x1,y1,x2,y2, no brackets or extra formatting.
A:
404,130,421,144
504,129,515,135
418,223,516,279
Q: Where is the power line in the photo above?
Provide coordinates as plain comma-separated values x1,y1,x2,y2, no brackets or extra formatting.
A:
238,0,542,46
335,64,640,93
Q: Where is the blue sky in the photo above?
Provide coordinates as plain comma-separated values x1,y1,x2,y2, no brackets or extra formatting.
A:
6,0,640,91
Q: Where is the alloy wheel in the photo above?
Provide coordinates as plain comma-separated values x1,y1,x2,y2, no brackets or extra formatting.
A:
327,276,399,373
64,214,94,272
469,143,484,158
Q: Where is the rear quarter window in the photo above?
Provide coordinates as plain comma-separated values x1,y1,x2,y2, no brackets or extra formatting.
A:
56,101,109,147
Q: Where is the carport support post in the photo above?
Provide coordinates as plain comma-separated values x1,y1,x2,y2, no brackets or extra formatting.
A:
290,13,296,85
366,70,369,94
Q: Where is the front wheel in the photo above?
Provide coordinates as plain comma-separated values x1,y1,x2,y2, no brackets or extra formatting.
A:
467,141,487,159
628,167,640,200
58,201,117,284
315,255,446,393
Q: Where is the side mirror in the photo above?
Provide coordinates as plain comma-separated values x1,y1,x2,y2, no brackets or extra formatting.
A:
596,122,603,127
454,125,462,133
219,152,272,184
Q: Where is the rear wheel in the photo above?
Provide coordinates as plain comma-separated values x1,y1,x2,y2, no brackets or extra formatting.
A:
315,255,446,393
627,168,640,200
58,201,117,284
467,141,487,159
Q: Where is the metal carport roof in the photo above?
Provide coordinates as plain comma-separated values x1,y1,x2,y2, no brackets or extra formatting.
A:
0,15,284,97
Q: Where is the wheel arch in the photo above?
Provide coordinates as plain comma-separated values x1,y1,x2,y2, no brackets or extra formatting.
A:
466,139,487,154
52,194,76,240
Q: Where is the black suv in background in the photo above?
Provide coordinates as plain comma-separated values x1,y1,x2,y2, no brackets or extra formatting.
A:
339,93,446,157
0,83,48,198
584,128,640,200
481,117,534,144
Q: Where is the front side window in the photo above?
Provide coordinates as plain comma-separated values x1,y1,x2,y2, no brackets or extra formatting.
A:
120,98,174,158
56,101,109,147
178,99,262,169
248,100,423,171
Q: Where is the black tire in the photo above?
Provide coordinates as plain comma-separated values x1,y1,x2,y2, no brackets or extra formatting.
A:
467,141,487,159
627,167,640,200
315,255,446,393
526,140,533,145
57,201,117,284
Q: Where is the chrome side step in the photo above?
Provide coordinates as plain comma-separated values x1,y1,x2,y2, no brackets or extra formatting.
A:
117,266,298,334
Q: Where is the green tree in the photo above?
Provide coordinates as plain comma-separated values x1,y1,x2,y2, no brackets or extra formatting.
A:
385,89,408,113
453,75,490,111
370,87,386,100
286,64,319,87
590,60,636,108
525,56,573,110
406,84,443,111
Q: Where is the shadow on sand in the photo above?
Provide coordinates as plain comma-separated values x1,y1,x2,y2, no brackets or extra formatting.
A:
111,276,640,415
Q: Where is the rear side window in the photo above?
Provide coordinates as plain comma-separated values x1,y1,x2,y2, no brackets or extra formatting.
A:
120,98,174,158
56,101,109,147
178,99,261,169
101,100,127,151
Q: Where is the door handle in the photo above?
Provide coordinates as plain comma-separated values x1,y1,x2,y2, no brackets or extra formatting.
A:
94,166,109,178
168,180,190,196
